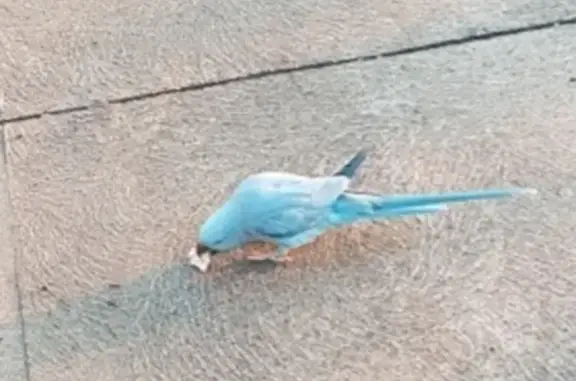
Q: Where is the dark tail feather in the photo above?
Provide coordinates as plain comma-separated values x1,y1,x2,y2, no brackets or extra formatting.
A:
333,150,368,179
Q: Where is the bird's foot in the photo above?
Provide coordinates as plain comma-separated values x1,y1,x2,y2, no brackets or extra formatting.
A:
246,254,293,263
246,254,271,262
269,255,294,264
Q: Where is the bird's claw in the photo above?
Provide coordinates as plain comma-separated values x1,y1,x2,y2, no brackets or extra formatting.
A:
246,255,293,263
246,255,270,262
269,256,294,264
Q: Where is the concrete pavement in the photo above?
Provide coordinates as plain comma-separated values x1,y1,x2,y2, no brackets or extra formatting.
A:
1,2,576,381
1,0,575,119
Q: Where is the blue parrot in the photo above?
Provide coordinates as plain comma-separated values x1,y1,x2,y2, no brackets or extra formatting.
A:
188,150,536,272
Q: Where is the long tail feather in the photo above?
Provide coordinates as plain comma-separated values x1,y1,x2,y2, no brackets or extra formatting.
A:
368,188,535,209
332,201,446,225
331,187,536,226
367,204,447,218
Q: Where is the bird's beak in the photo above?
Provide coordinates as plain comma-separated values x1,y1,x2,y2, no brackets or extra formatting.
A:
188,243,213,273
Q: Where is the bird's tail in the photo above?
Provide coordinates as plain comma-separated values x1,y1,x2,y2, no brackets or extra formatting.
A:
333,150,368,179
330,187,536,226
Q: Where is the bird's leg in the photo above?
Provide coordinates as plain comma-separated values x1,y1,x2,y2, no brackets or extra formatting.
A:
268,247,294,263
246,247,293,263
246,231,320,263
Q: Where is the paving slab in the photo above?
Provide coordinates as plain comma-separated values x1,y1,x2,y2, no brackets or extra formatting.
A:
0,134,27,380
4,25,576,381
1,0,576,119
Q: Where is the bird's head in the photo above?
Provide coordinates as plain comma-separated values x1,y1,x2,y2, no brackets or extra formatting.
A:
188,204,243,272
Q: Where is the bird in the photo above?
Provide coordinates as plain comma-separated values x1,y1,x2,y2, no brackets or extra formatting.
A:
187,150,536,272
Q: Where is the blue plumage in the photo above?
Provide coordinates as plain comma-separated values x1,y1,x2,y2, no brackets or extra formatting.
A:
188,150,536,272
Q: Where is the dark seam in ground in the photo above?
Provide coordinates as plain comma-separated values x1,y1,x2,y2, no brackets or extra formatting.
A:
1,15,575,126
1,131,32,381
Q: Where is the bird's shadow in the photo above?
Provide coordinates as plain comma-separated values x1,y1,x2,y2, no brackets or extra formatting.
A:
221,259,285,276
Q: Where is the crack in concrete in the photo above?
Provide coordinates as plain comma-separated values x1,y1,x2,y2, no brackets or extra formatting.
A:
1,15,575,126
0,130,31,381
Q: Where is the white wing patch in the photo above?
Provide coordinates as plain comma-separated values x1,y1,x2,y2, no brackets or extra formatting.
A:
309,176,350,206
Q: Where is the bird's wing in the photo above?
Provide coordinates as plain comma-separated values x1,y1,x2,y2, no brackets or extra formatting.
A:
239,172,350,240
